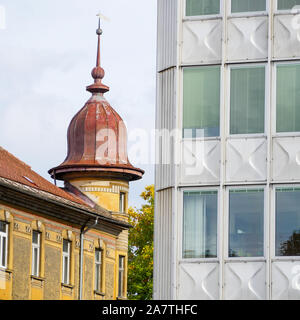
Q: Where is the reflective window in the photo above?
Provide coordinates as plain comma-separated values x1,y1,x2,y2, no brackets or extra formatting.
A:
118,256,125,297
231,0,266,13
95,249,103,292
276,188,300,256
119,192,126,213
230,66,265,135
186,0,220,16
32,231,40,277
278,0,300,10
276,64,300,133
183,191,218,259
183,66,220,138
62,239,71,284
229,189,264,257
0,221,8,268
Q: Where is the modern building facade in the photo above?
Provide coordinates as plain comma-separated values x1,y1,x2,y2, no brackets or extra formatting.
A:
154,0,300,300
0,21,143,300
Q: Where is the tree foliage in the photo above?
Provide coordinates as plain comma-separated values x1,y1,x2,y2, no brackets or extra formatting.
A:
127,185,154,300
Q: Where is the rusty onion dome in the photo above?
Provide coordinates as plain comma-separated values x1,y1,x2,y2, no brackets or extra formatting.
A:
48,25,144,182
49,94,144,181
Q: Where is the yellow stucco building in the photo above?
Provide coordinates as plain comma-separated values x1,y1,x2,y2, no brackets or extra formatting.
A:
0,21,143,300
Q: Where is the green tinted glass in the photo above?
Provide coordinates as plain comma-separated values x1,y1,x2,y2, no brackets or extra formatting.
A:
231,0,266,13
276,64,300,133
278,0,300,10
186,0,220,16
183,66,220,138
230,66,265,134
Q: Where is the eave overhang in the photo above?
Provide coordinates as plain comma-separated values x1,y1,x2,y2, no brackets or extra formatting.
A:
0,177,131,235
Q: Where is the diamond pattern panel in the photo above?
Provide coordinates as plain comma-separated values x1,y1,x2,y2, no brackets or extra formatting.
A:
274,14,300,59
224,262,266,300
272,137,300,181
178,263,219,300
182,19,222,64
226,138,267,182
227,16,268,61
180,139,220,184
272,261,300,300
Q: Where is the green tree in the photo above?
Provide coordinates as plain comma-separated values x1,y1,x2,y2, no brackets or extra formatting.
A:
127,185,154,300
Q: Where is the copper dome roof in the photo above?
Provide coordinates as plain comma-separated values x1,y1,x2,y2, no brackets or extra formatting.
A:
49,22,144,182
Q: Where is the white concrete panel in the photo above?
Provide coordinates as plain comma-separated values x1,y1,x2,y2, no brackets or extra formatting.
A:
272,261,300,300
227,16,268,61
182,19,222,64
180,139,220,184
272,137,300,181
226,138,267,182
274,14,300,59
178,263,219,300
224,262,266,300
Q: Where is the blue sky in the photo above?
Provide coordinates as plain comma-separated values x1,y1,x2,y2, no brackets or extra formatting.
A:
0,0,157,208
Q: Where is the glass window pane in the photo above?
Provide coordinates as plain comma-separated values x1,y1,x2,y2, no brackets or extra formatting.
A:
2,236,6,267
276,188,300,256
278,0,300,10
183,67,220,138
229,189,264,257
63,240,69,253
230,66,265,134
95,264,101,291
63,256,68,283
119,193,125,212
276,64,300,133
33,247,38,276
183,191,218,259
231,0,266,13
32,231,39,245
186,0,220,16
0,221,6,233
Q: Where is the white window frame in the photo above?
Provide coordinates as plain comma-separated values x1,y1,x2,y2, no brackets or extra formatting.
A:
0,221,8,269
119,192,126,213
179,187,220,263
271,184,300,261
31,231,41,277
225,186,267,261
94,248,103,292
272,61,300,137
184,0,223,20
62,239,71,285
227,63,269,138
118,255,125,297
228,0,269,17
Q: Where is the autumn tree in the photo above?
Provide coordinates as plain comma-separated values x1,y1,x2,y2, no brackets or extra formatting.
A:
127,185,154,300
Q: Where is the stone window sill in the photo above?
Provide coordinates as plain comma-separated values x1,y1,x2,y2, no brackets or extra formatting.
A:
94,290,105,297
31,275,45,281
61,283,74,289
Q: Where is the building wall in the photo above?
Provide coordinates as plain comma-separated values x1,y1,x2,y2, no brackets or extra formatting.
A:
155,0,300,300
0,202,127,300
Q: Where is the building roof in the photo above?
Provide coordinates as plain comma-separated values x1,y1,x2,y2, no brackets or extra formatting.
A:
48,24,144,182
0,146,131,230
0,146,86,206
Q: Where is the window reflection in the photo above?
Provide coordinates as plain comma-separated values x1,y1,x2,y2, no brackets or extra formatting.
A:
276,188,300,256
229,189,264,257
